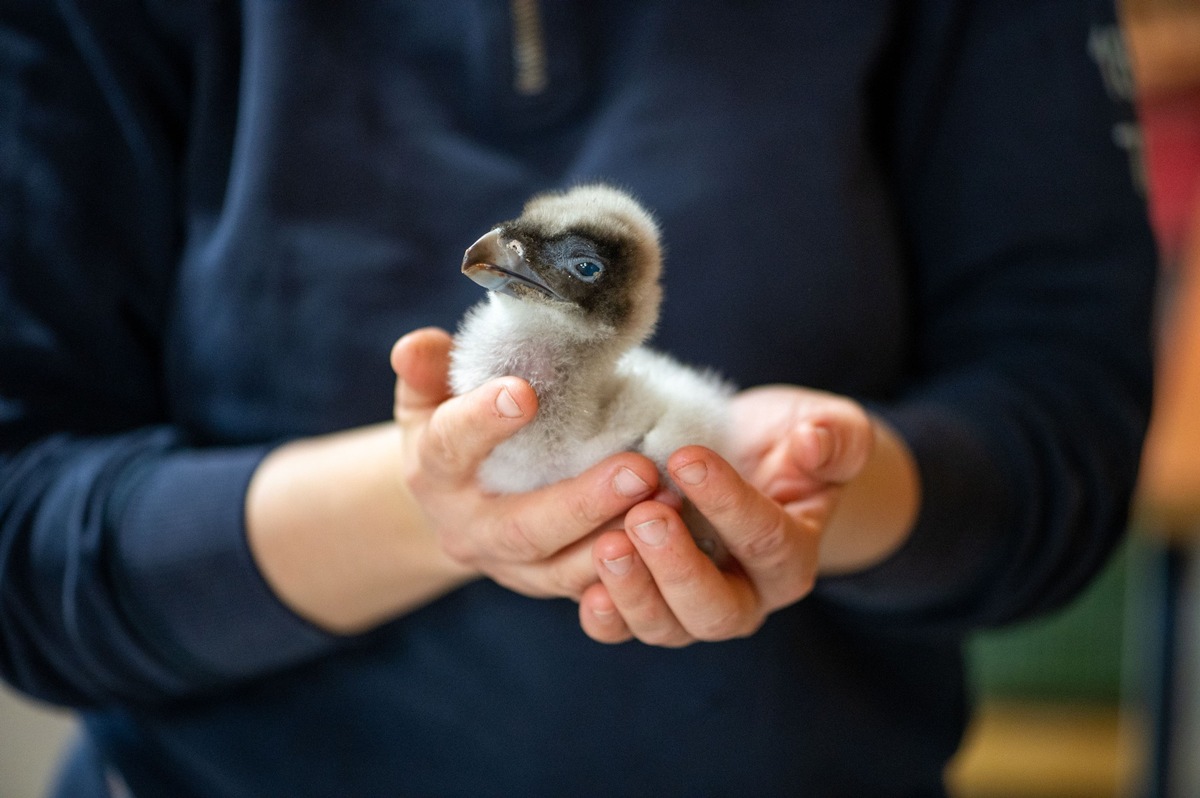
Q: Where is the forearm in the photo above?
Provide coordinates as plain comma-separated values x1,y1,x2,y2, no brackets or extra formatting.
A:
245,423,477,634
816,417,920,575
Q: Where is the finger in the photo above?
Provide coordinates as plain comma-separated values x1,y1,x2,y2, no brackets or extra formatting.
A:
414,377,538,485
490,530,606,600
591,528,695,647
790,405,874,485
483,453,660,562
622,503,761,642
668,448,818,610
392,328,454,418
578,581,634,644
730,387,874,490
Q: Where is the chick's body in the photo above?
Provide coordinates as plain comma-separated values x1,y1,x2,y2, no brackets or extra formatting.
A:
453,326,730,494
449,184,732,528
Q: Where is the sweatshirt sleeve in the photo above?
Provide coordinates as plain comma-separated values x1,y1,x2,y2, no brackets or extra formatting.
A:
817,0,1157,627
0,3,340,708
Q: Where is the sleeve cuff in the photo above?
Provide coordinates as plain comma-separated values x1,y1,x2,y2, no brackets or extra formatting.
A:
815,400,1016,623
111,446,342,684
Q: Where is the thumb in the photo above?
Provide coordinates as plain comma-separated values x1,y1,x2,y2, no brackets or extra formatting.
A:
792,407,874,485
391,327,454,418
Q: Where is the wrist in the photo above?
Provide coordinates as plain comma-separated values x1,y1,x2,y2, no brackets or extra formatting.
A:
246,423,475,635
816,417,921,575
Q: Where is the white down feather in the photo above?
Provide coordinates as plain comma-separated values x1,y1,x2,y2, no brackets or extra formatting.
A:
450,292,732,495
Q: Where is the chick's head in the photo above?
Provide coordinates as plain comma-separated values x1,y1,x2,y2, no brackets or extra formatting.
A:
462,184,663,344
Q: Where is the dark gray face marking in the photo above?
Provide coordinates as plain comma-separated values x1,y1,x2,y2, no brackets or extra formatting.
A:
498,222,639,327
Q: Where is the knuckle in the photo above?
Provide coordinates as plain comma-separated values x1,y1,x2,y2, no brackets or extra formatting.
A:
420,419,468,475
656,558,700,591
492,516,544,562
562,490,604,533
700,484,742,519
739,515,793,565
691,609,744,642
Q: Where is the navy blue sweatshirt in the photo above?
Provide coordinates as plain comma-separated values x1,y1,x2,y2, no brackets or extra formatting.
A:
1,2,1155,796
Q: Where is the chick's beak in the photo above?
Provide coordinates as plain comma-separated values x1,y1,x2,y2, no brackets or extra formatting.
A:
462,229,561,301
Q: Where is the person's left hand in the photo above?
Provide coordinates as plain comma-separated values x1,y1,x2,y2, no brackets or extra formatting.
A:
577,385,877,646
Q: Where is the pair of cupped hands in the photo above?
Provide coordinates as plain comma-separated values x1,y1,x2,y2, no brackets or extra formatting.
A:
391,328,876,648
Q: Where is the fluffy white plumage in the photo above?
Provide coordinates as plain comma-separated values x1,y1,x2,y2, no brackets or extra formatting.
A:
450,184,732,551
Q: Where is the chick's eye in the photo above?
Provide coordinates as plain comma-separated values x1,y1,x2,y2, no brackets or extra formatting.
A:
571,260,603,282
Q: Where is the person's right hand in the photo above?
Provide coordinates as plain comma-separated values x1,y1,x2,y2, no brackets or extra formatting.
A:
390,328,663,600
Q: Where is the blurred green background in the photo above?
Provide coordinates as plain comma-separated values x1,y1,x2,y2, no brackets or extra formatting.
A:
967,538,1139,704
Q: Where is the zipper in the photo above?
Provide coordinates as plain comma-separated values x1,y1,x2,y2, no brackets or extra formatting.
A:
509,0,548,96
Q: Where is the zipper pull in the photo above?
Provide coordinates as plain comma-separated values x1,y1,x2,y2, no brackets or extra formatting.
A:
510,0,548,96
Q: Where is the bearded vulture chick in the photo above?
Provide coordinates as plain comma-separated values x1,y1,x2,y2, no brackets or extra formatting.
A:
450,184,732,558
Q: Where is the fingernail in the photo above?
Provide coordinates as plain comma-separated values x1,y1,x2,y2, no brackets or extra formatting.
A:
673,461,707,486
602,555,633,576
810,425,833,468
633,518,667,546
496,386,522,418
613,467,650,497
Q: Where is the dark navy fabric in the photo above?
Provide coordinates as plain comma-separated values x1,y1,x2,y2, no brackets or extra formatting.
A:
1,1,1154,796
